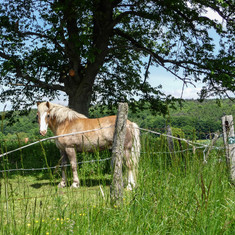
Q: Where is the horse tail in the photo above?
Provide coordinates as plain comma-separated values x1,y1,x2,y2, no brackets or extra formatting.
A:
131,122,141,165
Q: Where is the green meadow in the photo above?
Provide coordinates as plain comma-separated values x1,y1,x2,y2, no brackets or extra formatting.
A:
0,133,234,235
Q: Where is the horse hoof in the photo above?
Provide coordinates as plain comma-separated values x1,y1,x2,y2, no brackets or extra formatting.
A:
58,181,66,188
71,182,80,188
126,184,133,191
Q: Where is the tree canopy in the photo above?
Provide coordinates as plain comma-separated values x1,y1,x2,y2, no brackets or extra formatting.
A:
0,0,234,116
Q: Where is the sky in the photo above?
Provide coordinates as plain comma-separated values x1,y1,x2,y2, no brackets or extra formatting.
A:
0,6,231,111
148,66,203,100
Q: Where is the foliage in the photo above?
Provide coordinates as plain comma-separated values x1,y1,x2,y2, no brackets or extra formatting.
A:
0,0,234,116
129,99,235,139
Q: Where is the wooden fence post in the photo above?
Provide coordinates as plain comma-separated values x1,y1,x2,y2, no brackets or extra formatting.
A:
222,115,235,183
204,131,220,163
110,103,128,206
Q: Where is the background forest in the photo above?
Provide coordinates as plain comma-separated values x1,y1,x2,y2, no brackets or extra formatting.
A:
1,99,234,141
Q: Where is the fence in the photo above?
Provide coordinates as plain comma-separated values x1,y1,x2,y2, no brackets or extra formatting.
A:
0,104,234,205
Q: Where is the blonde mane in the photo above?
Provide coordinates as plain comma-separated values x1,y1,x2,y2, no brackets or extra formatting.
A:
38,102,87,123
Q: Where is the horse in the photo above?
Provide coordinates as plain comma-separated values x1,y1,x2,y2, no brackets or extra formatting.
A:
36,101,140,190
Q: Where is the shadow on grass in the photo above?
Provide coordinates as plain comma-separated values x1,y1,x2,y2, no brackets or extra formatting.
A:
30,178,111,189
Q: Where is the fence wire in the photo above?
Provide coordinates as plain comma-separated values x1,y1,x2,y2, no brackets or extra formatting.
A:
0,157,112,173
0,125,225,174
0,125,113,158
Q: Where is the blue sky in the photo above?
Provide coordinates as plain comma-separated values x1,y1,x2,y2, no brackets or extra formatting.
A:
149,66,203,99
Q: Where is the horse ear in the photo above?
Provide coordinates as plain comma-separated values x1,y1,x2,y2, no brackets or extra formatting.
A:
37,101,41,106
46,101,50,108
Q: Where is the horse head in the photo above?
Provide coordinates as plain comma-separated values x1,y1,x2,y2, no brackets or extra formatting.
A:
37,101,51,136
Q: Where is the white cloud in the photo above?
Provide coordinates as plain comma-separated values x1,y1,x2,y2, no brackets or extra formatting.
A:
202,7,223,23
166,86,201,99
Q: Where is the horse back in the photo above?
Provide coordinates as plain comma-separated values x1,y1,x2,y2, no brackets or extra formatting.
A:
55,115,133,151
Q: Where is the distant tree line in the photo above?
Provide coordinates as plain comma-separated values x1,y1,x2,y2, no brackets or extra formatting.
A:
0,99,234,141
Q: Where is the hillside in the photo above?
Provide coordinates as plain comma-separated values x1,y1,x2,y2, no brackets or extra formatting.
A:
0,99,234,140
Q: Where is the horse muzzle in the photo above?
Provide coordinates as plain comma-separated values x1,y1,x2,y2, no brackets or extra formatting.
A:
40,130,47,136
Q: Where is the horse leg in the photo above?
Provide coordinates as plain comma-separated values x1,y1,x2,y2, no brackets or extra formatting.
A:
58,150,68,188
65,147,80,188
124,149,137,191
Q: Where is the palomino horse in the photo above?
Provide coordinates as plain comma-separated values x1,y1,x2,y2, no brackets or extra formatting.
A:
37,102,140,190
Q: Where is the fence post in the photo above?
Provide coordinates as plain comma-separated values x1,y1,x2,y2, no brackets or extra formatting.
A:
110,103,128,206
222,115,235,183
204,131,220,163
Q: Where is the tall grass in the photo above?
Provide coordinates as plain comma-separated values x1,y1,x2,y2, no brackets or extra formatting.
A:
0,134,234,234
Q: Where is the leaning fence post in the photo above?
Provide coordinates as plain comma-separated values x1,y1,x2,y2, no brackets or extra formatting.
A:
110,103,128,206
204,131,220,163
222,115,235,183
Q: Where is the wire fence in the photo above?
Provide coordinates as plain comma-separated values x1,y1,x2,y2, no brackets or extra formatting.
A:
0,125,225,174
0,157,112,173
0,125,113,158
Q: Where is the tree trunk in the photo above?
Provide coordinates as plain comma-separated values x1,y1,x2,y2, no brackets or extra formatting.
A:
67,82,93,117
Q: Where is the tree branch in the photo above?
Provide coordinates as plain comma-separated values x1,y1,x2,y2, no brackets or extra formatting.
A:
16,29,65,52
0,51,65,92
141,55,152,88
114,28,165,65
113,29,205,86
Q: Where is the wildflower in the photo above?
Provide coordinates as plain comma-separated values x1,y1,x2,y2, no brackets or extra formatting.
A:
56,218,60,221
27,224,31,227
46,232,49,235
35,220,39,223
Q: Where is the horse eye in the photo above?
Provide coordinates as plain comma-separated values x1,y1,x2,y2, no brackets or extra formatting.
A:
47,114,50,118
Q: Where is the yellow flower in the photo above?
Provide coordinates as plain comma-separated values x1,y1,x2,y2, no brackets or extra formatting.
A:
46,232,49,235
27,224,31,227
56,218,60,221
35,220,39,223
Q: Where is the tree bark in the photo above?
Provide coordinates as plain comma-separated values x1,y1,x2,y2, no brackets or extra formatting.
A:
61,0,114,116
67,80,93,116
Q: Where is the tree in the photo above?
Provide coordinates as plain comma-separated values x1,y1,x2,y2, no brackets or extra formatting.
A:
0,0,234,116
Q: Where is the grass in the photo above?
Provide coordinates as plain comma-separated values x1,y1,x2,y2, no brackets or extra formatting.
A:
0,135,234,234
